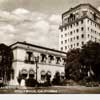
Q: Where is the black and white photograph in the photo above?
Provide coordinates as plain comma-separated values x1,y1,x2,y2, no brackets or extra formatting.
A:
0,0,100,94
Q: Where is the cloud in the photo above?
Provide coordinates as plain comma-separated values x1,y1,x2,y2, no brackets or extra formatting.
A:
0,8,61,49
49,14,61,25
12,8,30,15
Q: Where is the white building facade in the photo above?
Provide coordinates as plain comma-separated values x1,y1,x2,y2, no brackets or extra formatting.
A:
59,3,100,52
9,42,66,85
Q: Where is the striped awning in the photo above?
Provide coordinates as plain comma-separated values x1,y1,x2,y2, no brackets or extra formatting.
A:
41,71,46,75
21,69,27,74
29,69,35,74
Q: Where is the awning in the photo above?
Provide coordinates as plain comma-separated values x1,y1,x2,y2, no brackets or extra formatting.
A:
29,69,35,74
47,71,51,75
41,71,46,75
21,69,27,74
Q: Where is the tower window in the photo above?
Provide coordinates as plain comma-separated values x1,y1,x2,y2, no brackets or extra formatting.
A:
81,27,84,31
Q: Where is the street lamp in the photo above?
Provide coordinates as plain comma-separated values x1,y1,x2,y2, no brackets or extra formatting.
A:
35,56,39,85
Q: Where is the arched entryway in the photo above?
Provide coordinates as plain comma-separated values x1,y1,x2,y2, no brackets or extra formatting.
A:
20,69,28,79
29,69,35,79
41,70,46,81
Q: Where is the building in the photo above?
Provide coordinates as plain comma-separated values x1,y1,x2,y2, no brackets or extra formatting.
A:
9,42,66,85
59,3,100,52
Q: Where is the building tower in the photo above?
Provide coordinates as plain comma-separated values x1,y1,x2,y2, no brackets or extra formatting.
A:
59,3,100,52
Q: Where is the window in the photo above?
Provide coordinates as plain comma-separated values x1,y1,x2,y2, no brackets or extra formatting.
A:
76,22,79,26
64,26,67,30
70,24,72,28
91,29,93,32
56,57,61,64
61,47,63,51
70,38,72,42
29,69,35,78
48,55,54,63
71,45,73,48
41,54,47,63
61,41,63,44
81,20,83,24
82,42,84,45
65,46,67,50
76,29,79,33
76,36,79,40
81,27,84,31
65,40,67,43
25,51,34,63
61,28,63,32
70,31,72,35
61,35,63,38
88,34,90,38
81,34,84,38
77,43,79,46
88,27,89,31
41,71,46,80
65,33,67,37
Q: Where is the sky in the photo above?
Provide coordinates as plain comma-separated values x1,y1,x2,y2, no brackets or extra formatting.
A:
0,0,100,49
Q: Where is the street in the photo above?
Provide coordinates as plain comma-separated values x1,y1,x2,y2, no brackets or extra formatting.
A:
0,86,100,94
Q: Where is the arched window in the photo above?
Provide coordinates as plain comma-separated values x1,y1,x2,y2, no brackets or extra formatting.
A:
46,71,51,77
41,70,46,80
29,69,35,78
20,69,28,79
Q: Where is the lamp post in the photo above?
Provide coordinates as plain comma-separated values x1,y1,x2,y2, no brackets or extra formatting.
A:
35,56,39,86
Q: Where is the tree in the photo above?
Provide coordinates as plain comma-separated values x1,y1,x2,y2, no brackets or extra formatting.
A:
65,48,82,81
80,41,100,81
52,72,61,85
0,44,13,83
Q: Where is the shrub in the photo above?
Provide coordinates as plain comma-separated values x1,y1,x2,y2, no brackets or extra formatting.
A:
25,78,37,87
